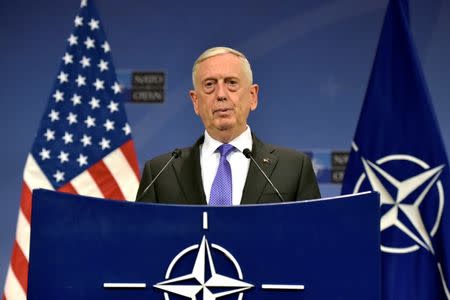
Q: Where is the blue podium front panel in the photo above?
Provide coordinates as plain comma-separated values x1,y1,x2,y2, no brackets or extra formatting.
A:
28,189,379,299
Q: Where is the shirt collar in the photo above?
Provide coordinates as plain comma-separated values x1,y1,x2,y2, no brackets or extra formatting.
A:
203,126,253,156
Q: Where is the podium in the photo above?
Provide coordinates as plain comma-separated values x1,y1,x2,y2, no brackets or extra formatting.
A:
28,189,380,299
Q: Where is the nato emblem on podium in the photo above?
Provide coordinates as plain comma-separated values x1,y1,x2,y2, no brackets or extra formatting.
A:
104,212,304,299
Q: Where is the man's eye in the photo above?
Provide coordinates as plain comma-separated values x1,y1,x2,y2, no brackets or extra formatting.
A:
204,81,215,89
227,80,239,90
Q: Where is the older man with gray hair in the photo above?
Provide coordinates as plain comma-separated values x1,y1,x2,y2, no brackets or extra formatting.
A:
136,47,320,205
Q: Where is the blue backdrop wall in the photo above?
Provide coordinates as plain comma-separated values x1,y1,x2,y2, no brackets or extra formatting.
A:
1,0,449,284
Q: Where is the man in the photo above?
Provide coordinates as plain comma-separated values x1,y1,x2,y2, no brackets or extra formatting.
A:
136,47,320,204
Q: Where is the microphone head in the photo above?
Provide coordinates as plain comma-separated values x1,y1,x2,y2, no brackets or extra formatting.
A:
172,148,182,158
243,148,252,159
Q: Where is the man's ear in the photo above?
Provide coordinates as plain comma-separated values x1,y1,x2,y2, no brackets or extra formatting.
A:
189,90,200,115
249,84,259,111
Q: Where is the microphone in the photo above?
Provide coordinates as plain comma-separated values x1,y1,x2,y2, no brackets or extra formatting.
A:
136,148,181,202
243,148,285,202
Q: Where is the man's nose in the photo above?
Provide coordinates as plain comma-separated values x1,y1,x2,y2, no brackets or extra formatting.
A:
216,81,227,101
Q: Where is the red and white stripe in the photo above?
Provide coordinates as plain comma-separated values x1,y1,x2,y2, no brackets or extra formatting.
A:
3,140,140,300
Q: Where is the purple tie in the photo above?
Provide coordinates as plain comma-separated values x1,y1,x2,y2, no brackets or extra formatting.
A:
209,144,234,206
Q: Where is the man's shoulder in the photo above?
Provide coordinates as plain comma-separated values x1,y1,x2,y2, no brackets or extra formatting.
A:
253,136,309,160
266,144,310,160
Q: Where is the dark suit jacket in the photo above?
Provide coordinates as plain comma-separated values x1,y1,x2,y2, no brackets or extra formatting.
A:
136,135,321,204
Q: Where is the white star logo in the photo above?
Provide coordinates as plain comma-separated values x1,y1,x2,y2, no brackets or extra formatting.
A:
353,153,445,254
155,236,253,300
80,0,87,8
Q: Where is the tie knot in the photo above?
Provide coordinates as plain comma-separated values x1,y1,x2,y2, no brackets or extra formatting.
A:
217,144,234,157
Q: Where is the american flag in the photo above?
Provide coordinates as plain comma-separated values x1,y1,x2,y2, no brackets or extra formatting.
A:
3,1,140,299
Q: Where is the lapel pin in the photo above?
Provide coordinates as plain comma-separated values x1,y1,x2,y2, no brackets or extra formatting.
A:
263,158,270,164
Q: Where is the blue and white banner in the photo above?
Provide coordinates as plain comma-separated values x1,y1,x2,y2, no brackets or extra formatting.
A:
341,0,450,299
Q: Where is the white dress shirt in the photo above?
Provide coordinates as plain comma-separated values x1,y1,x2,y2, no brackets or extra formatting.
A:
200,126,253,205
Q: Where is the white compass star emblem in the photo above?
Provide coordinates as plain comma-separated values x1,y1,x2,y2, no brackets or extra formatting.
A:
154,236,253,300
356,155,445,254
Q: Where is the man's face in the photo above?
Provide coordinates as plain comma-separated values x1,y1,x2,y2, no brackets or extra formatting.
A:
190,53,258,142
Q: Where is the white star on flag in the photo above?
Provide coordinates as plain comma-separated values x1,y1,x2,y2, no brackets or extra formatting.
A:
108,100,119,113
80,56,91,68
74,16,83,27
62,52,74,64
68,34,78,46
76,75,87,87
88,18,100,30
84,36,95,49
53,90,64,102
89,97,100,109
101,41,110,53
99,137,111,150
67,112,78,125
48,109,60,122
84,115,96,128
77,154,88,167
71,94,82,106
57,71,69,83
39,148,51,160
112,82,121,94
44,128,55,141
62,132,74,144
58,151,70,163
93,78,105,90
80,134,92,147
98,59,109,71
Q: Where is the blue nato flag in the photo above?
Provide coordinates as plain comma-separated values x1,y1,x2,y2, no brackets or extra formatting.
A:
341,0,450,299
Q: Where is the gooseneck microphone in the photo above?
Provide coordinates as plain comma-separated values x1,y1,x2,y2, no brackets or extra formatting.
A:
243,148,285,202
136,148,181,202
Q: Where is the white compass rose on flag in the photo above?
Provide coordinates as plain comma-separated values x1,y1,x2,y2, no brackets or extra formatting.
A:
352,152,445,254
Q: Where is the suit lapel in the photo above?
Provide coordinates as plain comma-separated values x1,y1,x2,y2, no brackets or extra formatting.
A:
241,136,278,204
172,137,207,205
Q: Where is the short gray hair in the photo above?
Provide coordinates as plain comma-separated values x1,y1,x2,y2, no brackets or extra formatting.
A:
192,47,253,88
